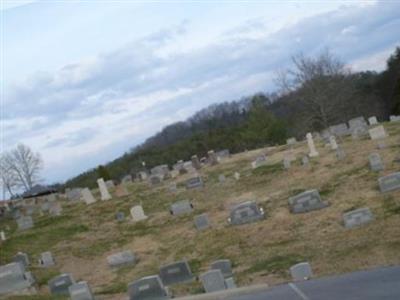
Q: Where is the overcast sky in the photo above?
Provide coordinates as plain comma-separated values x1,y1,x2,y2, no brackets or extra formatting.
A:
2,0,399,185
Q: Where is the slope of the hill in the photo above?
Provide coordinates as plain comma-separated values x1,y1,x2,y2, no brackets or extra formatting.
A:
1,122,400,300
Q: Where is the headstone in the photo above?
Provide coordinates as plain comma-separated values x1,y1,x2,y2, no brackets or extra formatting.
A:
13,252,29,269
115,184,129,198
306,133,319,157
151,165,169,178
218,174,226,183
16,216,33,231
170,200,193,216
343,207,374,229
390,115,400,122
200,270,226,293
66,188,82,201
336,147,346,160
288,190,327,214
105,180,115,190
225,277,236,289
210,259,233,278
194,214,210,231
168,183,177,193
283,157,291,170
290,262,313,281
234,172,240,180
302,156,309,166
149,175,163,186
191,155,201,170
351,125,368,139
287,137,297,145
207,150,219,165
130,205,148,222
229,201,264,225
369,153,384,172
107,250,136,268
81,188,96,205
216,149,230,161
38,251,55,267
170,170,179,178
159,261,194,286
368,116,378,125
115,212,125,222
186,176,203,189
329,123,349,137
48,273,75,296
0,262,35,295
251,155,267,169
49,202,62,216
68,281,94,300
348,116,367,129
137,171,148,181
329,135,338,150
121,174,133,184
368,125,387,140
0,231,5,241
127,275,169,300
97,178,112,201
378,172,400,193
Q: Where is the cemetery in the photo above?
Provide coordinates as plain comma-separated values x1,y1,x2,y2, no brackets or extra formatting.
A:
0,120,399,299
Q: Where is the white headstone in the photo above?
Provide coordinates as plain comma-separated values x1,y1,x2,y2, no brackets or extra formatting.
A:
97,178,112,201
368,116,378,125
368,125,387,140
329,135,338,150
306,133,319,157
0,231,5,241
130,205,148,222
234,172,240,180
81,188,96,205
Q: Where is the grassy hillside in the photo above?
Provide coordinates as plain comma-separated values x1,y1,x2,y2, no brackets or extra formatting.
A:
1,122,400,299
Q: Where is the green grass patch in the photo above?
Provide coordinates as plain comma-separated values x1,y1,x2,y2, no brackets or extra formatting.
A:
382,195,400,217
97,280,127,295
252,163,283,176
245,254,305,276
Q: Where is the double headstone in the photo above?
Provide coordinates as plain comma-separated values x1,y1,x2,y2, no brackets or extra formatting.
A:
38,251,55,267
170,200,193,216
107,250,136,268
288,190,327,214
369,153,384,172
48,273,75,296
229,201,264,225
17,216,33,231
343,208,374,229
130,205,148,222
368,125,387,140
68,281,94,300
81,188,96,205
378,172,400,193
290,262,313,281
97,178,112,201
185,176,203,189
127,275,169,300
159,261,194,286
194,214,210,231
0,262,35,295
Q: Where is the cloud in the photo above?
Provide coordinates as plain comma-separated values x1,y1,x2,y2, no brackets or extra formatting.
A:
4,1,400,183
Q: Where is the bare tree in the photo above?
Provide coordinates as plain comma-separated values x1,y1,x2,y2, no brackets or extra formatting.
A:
0,155,18,198
2,144,43,192
275,49,357,130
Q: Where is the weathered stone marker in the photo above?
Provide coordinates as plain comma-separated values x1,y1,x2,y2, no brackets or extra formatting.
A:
38,251,55,267
13,252,29,269
16,216,33,231
369,125,387,140
194,214,210,231
186,176,203,189
369,153,384,172
68,281,94,300
97,178,112,201
229,201,264,225
127,275,169,300
130,205,148,222
107,250,136,268
343,208,374,229
251,155,267,169
0,262,35,295
288,190,328,214
368,116,378,125
81,188,96,205
159,261,194,286
200,269,226,293
329,135,338,150
306,133,319,157
378,172,400,193
170,200,193,216
210,259,233,278
48,273,75,296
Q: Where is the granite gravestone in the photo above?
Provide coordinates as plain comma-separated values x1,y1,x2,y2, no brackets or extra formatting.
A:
208,150,219,165
149,175,163,186
186,176,203,189
68,281,94,300
130,205,148,222
0,262,35,295
13,252,29,269
343,208,373,229
288,190,328,214
81,188,96,205
170,200,193,216
127,275,169,300
38,251,55,267
351,125,368,139
48,273,75,296
229,201,264,225
194,214,210,231
66,188,82,201
224,277,236,289
329,123,349,137
191,155,201,170
17,216,33,231
368,116,378,125
369,153,384,172
306,133,319,157
159,261,194,286
378,172,400,193
368,125,387,140
107,250,136,268
200,270,226,293
210,259,233,278
348,116,367,129
97,178,112,201
290,262,313,281
302,156,309,166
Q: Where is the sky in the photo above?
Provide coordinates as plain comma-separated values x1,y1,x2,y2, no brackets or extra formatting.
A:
1,0,400,186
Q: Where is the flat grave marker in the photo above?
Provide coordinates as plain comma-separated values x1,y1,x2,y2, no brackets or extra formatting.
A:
343,208,374,229
229,201,264,225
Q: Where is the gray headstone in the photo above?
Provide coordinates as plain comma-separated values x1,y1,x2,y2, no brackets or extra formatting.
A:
369,125,387,140
329,123,349,137
159,261,194,286
216,149,230,161
170,200,193,216
343,208,373,228
194,214,210,231
336,147,346,160
283,157,291,170
229,201,264,225
48,273,75,296
107,250,136,268
39,251,55,267
16,216,33,231
105,180,115,189
369,153,384,172
13,252,29,269
378,172,400,193
208,150,219,165
302,156,309,166
288,190,327,214
0,262,35,295
130,205,148,222
115,212,125,221
191,155,201,170
151,165,169,178
348,116,367,129
97,178,112,201
368,116,378,125
218,174,226,183
185,176,203,189
41,201,50,212
68,281,94,300
81,188,96,205
290,262,313,281
200,269,226,293
66,188,82,201
225,277,236,289
127,275,169,300
390,115,400,122
351,125,368,139
210,259,233,278
149,175,163,186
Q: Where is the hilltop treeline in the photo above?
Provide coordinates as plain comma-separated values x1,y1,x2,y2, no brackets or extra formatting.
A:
64,48,400,189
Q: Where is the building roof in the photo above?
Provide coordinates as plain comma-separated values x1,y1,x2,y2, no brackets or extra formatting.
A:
21,185,57,199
